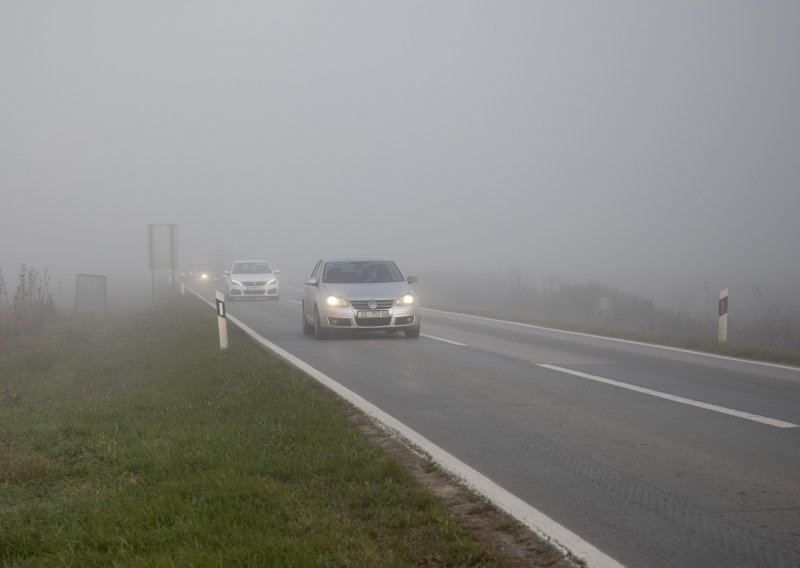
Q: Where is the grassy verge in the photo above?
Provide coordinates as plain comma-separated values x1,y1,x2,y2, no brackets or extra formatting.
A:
0,296,563,567
423,303,800,368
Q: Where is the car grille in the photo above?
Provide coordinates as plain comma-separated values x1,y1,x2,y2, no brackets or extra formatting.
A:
351,300,394,310
355,317,392,327
244,290,266,295
242,281,267,286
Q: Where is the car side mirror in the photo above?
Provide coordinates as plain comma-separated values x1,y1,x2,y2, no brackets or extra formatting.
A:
274,269,281,275
223,271,230,277
407,275,418,284
305,278,318,286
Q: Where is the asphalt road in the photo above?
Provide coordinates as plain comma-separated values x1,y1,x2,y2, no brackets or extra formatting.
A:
196,285,800,567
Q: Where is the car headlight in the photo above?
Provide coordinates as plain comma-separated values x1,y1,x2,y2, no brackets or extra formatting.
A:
396,294,415,306
267,278,277,285
326,295,349,307
230,279,242,286
201,273,208,279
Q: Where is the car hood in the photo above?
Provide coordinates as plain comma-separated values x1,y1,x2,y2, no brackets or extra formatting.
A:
230,273,277,281
321,281,412,300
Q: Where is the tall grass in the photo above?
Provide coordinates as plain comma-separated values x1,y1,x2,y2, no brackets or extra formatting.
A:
0,263,55,338
0,265,7,323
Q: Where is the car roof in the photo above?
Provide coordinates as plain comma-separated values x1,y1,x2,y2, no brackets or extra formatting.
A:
231,259,272,264
321,257,394,263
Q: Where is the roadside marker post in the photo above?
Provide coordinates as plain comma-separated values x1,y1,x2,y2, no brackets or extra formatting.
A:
216,291,228,350
718,288,729,343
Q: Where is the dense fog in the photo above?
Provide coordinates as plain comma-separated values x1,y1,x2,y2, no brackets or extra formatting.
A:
2,2,798,317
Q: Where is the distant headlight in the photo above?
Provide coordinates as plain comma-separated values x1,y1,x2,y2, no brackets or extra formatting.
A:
230,279,242,286
396,294,415,306
326,295,349,307
201,273,208,279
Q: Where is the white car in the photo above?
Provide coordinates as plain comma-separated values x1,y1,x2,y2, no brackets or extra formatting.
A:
302,257,420,339
224,260,280,300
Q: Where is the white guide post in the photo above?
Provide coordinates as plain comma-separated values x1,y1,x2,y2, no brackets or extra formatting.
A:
718,288,729,343
215,290,228,350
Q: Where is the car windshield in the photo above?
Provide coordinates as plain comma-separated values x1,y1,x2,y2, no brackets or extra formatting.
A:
323,261,403,284
232,262,272,274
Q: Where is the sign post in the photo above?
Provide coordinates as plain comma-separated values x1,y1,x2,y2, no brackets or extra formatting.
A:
718,288,729,343
215,290,228,350
147,224,178,309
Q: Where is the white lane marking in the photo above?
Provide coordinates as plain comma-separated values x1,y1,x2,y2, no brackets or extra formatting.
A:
421,333,467,346
187,288,624,568
538,364,799,429
284,298,301,305
422,308,800,373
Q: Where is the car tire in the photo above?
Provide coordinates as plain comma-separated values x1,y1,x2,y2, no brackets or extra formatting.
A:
302,303,314,335
404,325,421,338
314,306,328,340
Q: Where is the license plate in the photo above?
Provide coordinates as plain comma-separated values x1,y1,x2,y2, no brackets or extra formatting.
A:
247,286,261,290
357,310,390,318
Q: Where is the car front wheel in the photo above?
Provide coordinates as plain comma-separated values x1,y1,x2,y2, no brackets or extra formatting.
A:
314,306,328,340
302,303,314,335
404,325,421,338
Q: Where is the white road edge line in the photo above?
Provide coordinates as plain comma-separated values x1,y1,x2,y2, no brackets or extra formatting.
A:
283,298,301,304
421,333,467,346
190,289,624,568
538,364,799,429
423,307,800,373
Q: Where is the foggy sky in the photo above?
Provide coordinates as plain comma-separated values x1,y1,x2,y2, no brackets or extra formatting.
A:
2,1,799,310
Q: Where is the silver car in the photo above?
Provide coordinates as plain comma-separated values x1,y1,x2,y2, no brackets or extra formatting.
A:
224,260,280,300
302,258,420,339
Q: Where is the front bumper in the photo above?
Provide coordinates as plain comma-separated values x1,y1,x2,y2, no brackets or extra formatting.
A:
229,285,279,298
320,304,418,329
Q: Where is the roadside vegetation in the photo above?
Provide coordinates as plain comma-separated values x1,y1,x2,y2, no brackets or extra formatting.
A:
0,294,570,566
417,269,800,366
0,264,56,341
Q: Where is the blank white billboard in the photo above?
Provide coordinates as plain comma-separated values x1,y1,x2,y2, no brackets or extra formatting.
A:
148,224,178,270
75,274,107,314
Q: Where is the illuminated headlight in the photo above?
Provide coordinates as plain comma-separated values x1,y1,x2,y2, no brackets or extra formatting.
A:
230,279,242,286
396,294,415,306
201,273,208,280
326,295,349,307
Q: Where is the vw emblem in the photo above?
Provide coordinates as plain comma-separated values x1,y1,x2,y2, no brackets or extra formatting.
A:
368,299,378,309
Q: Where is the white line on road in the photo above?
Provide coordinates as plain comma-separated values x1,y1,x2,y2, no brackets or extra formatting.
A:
421,333,467,346
187,288,624,568
283,298,301,305
423,308,800,373
538,364,799,429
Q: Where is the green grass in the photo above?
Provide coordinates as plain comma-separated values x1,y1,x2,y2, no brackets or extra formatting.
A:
0,298,514,566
